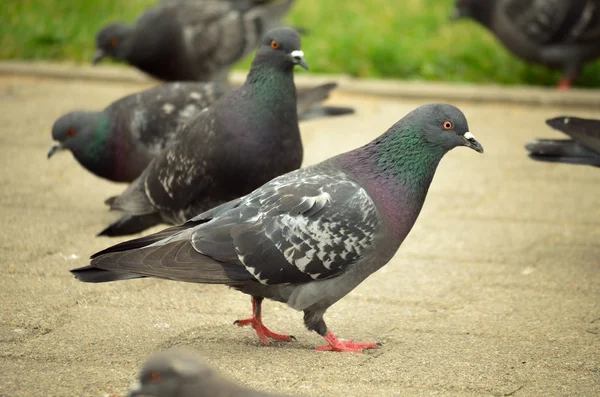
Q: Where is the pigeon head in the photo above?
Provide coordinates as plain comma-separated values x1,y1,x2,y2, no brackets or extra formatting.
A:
129,348,215,397
363,104,483,192
451,0,495,24
391,103,483,154
405,104,483,153
93,23,133,64
251,27,308,72
48,111,103,159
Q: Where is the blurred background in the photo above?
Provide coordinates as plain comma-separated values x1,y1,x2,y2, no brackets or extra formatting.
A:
2,0,600,87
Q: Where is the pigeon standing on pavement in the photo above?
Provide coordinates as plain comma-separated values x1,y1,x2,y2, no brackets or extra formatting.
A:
129,347,288,397
97,27,308,236
48,82,354,183
525,116,600,166
71,103,484,352
93,0,297,82
452,0,600,89
48,82,227,182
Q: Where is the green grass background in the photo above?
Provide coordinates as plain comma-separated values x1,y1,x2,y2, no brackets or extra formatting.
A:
2,0,600,87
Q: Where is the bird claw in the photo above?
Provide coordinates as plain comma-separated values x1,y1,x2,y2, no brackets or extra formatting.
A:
234,317,294,345
317,330,378,353
315,340,378,353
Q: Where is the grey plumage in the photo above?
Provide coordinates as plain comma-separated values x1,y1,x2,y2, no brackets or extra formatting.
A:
93,0,297,82
72,103,484,352
526,116,600,166
98,28,308,237
452,0,600,88
129,347,287,397
48,81,353,184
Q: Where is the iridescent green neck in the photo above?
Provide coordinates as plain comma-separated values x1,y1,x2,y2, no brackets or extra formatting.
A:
83,113,111,162
245,62,297,111
375,123,446,192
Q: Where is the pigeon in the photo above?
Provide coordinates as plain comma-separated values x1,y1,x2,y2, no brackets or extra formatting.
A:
71,103,484,353
97,27,308,237
452,0,600,89
129,347,288,397
525,116,600,166
93,0,297,82
48,82,354,183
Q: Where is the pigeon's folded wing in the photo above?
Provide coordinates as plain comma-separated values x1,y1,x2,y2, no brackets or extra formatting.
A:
190,167,381,285
505,0,596,44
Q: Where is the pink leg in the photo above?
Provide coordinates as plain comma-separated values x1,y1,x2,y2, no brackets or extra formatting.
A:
234,297,294,345
557,78,572,91
315,330,378,353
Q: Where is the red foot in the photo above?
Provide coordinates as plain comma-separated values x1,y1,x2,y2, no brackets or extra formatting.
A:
315,330,378,353
234,317,295,345
557,78,571,91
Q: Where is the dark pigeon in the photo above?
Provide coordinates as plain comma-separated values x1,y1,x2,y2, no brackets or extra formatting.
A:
129,347,288,397
71,103,484,352
48,82,354,183
452,0,600,89
525,116,600,166
93,0,297,82
98,28,308,237
48,82,227,183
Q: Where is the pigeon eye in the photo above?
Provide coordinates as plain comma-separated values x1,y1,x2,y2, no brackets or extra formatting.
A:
148,371,161,382
67,129,76,136
270,40,279,49
442,120,453,130
111,38,119,47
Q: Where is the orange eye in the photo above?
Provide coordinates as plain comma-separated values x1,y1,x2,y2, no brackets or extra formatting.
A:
67,128,76,136
270,40,279,49
442,120,453,130
149,371,161,382
111,38,119,47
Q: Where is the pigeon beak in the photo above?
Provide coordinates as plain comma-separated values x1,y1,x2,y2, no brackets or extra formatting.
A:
128,380,142,397
47,143,63,159
290,50,309,71
92,48,106,65
462,132,484,153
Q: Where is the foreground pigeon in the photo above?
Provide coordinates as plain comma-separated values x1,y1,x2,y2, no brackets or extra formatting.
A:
71,103,484,352
452,0,600,89
97,28,308,236
525,116,600,166
93,0,297,82
129,347,287,397
48,82,353,183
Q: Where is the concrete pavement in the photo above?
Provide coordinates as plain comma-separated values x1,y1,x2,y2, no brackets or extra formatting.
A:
0,73,599,396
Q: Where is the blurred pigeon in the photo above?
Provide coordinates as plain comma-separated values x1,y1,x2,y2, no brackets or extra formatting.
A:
48,82,226,182
97,28,308,236
93,0,297,82
129,347,288,397
48,82,354,183
71,103,484,352
452,0,600,89
525,116,600,166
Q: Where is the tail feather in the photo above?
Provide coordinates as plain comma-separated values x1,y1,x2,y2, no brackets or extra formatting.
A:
525,139,600,166
71,265,145,283
296,83,355,121
98,213,163,237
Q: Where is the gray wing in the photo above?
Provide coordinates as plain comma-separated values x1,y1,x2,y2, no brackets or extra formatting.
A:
189,163,381,285
505,0,600,44
546,116,600,153
109,82,229,157
109,106,220,216
178,1,295,75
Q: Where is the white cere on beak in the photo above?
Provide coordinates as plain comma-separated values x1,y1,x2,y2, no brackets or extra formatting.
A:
564,117,570,125
291,50,304,60
464,131,476,140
